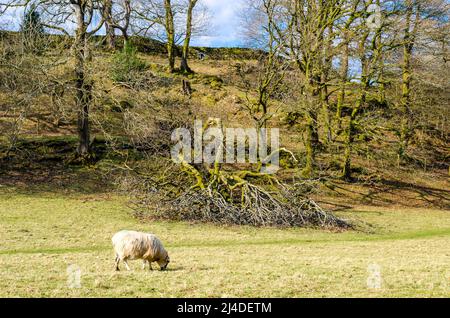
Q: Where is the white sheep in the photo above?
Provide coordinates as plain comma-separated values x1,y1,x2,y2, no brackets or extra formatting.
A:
112,230,170,271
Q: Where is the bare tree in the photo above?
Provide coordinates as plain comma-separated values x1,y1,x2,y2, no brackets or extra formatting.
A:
104,0,115,49
398,0,420,162
103,0,131,49
179,0,209,73
132,0,208,73
179,0,198,73
132,0,177,72
240,0,289,131
286,0,345,177
335,0,362,130
396,0,449,162
164,0,175,72
1,0,105,156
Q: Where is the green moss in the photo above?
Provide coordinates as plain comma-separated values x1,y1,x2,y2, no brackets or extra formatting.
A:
210,78,223,90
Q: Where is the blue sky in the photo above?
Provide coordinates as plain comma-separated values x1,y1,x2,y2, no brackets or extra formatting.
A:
0,0,247,48
190,0,246,47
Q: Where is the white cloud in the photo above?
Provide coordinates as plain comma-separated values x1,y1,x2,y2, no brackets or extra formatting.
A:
193,0,246,47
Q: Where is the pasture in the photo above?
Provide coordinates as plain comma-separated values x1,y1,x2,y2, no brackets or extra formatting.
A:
1,188,449,297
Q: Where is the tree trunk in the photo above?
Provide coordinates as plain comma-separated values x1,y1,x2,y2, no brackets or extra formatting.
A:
180,0,197,73
104,0,115,50
180,53,190,73
342,29,370,180
321,84,331,144
336,40,349,129
122,32,129,50
302,72,320,178
74,4,91,156
121,0,131,50
398,0,419,162
77,89,91,156
399,42,412,160
164,0,175,72
378,65,386,104
342,93,364,180
321,27,333,143
375,0,386,105
321,69,331,143
303,109,318,178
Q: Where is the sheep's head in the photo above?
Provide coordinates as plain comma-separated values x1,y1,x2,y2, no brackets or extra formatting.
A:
157,253,170,271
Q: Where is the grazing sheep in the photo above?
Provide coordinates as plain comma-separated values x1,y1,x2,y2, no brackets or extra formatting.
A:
112,230,170,271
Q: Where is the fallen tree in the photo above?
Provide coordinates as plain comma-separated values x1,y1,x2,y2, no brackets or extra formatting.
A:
155,184,350,228
123,154,351,229
114,112,350,229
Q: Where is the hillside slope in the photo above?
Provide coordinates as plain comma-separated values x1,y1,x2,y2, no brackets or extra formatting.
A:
0,34,449,209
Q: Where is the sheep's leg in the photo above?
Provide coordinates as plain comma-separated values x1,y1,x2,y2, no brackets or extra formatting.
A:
149,262,153,271
123,259,131,271
142,260,147,270
115,255,120,271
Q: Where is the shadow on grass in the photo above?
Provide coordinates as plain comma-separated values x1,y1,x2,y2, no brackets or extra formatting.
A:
325,177,450,210
162,267,186,272
0,135,132,196
360,178,450,209
113,267,186,273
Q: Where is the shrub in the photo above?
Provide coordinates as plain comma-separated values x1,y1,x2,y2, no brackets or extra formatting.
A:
111,43,147,84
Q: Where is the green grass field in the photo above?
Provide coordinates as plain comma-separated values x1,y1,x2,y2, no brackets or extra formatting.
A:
0,188,449,298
